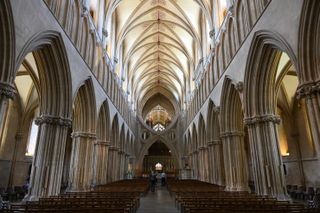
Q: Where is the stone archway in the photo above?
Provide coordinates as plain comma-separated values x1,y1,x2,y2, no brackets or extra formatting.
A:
14,31,73,200
93,100,110,185
207,100,224,185
220,77,248,192
297,0,320,158
69,78,97,191
136,135,180,176
243,30,298,199
0,0,16,136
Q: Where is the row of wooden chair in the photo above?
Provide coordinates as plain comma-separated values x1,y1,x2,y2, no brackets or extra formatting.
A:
4,179,149,213
167,179,319,213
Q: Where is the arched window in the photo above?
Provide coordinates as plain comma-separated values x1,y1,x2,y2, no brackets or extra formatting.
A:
25,120,39,156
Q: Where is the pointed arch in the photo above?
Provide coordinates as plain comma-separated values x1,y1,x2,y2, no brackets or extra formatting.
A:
0,0,15,84
244,30,297,117
97,100,110,142
73,78,97,133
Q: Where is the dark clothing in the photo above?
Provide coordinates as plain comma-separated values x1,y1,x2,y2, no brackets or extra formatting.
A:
149,174,157,192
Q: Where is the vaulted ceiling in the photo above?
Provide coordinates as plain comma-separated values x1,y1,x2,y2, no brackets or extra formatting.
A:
106,0,213,120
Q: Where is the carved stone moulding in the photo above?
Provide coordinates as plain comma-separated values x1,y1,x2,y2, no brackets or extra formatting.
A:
220,131,244,138
71,131,96,139
296,80,320,99
0,81,16,99
208,140,222,146
94,140,111,146
244,114,281,126
35,114,72,127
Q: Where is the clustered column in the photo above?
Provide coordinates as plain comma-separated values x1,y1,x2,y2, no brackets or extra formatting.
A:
297,81,320,157
192,150,199,179
107,146,120,182
244,115,288,199
208,140,225,185
221,131,248,191
27,115,72,200
118,150,125,179
93,140,110,185
0,82,15,149
198,146,209,182
69,131,96,191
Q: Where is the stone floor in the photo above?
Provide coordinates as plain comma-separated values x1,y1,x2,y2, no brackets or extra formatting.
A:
137,184,179,213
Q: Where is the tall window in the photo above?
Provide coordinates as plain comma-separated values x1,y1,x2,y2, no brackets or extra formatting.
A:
25,120,39,156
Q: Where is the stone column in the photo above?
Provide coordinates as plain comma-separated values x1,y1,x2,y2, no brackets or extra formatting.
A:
93,140,110,185
207,141,214,184
107,146,115,182
26,115,72,200
192,150,199,179
204,146,209,182
114,147,120,180
68,131,96,191
108,146,120,182
212,140,225,186
186,153,192,178
0,82,15,149
221,131,248,191
124,153,129,179
8,132,23,188
245,114,287,199
198,147,203,181
118,150,124,179
198,146,209,182
297,81,320,157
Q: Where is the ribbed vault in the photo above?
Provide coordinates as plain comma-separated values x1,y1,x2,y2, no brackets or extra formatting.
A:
104,0,213,121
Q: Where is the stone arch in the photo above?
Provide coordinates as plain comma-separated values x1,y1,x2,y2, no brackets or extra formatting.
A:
198,114,209,182
69,78,97,191
207,99,224,185
243,30,297,198
0,0,15,84
93,100,111,185
220,76,248,192
297,0,320,154
244,30,297,117
14,30,73,200
118,124,126,179
97,100,110,142
108,114,120,182
136,134,180,175
16,31,73,118
73,78,97,132
191,122,199,179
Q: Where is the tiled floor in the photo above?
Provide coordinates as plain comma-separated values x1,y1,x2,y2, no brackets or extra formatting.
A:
137,185,179,213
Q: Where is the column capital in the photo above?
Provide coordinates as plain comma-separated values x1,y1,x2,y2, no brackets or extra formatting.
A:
35,114,72,127
220,131,244,138
198,146,207,150
208,140,222,146
296,80,320,99
109,146,120,151
71,131,96,139
94,140,111,146
213,106,220,114
235,81,244,92
0,82,16,99
244,114,281,126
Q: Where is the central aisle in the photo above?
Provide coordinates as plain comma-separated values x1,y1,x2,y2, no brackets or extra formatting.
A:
137,185,179,213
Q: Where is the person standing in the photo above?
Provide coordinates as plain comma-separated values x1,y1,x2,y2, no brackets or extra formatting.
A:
161,172,166,186
149,171,156,192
